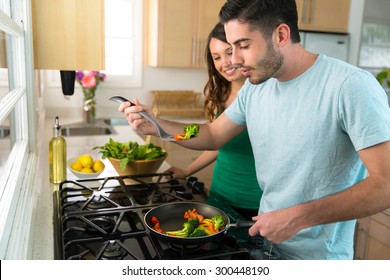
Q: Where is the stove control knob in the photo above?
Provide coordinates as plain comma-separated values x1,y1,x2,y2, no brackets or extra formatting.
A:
187,176,198,187
191,181,204,194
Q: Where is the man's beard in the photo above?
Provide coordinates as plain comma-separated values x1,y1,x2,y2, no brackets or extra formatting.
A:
249,42,283,85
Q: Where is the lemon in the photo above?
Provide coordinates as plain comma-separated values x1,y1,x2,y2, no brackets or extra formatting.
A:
80,167,94,173
92,160,105,172
78,154,94,168
71,161,83,171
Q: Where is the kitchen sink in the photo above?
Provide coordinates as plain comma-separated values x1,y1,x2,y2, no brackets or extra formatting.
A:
0,126,10,139
60,119,117,137
61,126,116,137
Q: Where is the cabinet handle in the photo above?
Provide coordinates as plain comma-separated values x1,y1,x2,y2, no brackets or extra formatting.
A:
198,38,204,66
192,37,196,65
308,0,314,24
302,0,307,23
354,220,370,260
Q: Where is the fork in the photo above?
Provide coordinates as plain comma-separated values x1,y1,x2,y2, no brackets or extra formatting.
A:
109,96,176,141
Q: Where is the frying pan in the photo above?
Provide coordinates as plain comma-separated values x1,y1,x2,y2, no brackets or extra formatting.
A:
144,201,255,245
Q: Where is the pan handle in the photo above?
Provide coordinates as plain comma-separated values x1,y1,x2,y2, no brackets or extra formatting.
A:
231,219,255,229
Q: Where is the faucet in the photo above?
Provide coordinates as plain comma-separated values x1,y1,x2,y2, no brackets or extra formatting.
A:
83,99,96,124
83,99,94,111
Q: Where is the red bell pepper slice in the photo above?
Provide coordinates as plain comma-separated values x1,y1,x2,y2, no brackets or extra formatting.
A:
174,134,186,141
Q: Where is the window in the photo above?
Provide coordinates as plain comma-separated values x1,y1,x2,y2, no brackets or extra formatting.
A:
104,0,142,87
359,22,390,69
105,0,135,76
0,0,37,259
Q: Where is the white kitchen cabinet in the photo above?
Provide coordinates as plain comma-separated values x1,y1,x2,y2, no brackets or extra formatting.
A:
354,210,390,260
147,0,225,67
296,0,351,33
32,0,105,70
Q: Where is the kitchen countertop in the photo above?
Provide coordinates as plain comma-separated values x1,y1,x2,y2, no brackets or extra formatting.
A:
31,116,170,259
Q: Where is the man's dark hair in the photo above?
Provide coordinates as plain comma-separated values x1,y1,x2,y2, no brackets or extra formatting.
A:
219,0,301,43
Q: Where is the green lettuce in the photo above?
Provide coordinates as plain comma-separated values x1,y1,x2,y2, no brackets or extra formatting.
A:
93,138,167,171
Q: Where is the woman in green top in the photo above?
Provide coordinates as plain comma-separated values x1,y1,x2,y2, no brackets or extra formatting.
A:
165,22,262,220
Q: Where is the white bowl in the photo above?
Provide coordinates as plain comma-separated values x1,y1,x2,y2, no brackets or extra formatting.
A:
67,157,105,179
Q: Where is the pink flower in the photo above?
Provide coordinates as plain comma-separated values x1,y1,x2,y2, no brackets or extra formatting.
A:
81,71,97,88
75,70,106,95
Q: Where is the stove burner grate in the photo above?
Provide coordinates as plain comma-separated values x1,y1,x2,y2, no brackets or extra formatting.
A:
85,217,117,233
100,240,126,260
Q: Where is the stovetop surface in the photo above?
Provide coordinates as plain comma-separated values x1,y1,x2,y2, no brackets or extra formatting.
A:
53,173,272,260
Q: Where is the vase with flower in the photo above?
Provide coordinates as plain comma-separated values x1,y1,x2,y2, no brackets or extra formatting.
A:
76,70,106,123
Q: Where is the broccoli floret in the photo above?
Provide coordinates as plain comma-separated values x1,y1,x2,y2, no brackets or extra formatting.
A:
183,124,200,139
189,227,208,237
211,215,226,230
166,218,199,237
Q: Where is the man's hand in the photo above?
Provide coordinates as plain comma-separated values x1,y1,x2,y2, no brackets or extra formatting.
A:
118,98,158,136
249,207,303,244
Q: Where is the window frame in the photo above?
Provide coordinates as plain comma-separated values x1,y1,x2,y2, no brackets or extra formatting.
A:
0,0,38,259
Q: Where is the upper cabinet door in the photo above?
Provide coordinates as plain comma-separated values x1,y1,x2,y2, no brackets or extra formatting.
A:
147,0,195,67
296,0,351,33
195,0,226,66
32,0,105,70
147,0,225,68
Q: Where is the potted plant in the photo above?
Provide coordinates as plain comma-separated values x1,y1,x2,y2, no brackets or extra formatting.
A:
93,138,167,176
376,68,390,88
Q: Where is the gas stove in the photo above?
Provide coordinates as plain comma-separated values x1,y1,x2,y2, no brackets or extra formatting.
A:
53,173,274,260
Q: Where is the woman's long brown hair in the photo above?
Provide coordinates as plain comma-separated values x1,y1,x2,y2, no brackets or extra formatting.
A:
203,22,231,122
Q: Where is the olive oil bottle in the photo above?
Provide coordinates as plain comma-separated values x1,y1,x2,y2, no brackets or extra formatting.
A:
49,116,67,184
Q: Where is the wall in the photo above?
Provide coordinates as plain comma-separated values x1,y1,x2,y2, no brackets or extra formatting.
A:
364,0,390,23
348,0,365,66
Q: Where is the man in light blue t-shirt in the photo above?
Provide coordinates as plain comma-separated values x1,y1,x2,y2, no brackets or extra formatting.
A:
225,53,389,259
120,0,390,259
